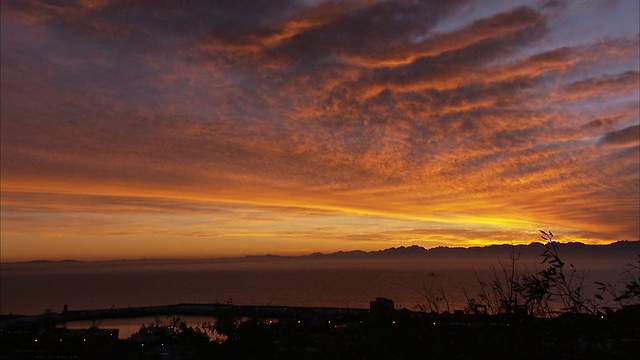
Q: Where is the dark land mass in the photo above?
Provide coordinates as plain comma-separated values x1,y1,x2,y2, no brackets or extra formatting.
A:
7,240,636,265
15,259,82,264
298,240,640,260
1,301,639,360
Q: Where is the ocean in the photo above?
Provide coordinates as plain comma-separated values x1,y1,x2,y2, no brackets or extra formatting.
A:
2,252,634,317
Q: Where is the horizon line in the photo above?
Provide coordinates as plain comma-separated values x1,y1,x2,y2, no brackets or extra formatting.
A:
2,239,637,265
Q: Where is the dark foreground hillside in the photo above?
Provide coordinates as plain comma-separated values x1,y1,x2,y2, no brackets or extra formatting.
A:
2,302,639,360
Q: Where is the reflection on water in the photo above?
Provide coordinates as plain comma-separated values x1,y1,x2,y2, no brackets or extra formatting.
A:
57,315,217,339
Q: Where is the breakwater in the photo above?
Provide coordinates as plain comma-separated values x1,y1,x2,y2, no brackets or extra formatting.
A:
55,303,370,323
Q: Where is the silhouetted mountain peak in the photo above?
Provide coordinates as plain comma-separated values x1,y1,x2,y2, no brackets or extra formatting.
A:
304,240,639,260
377,245,428,256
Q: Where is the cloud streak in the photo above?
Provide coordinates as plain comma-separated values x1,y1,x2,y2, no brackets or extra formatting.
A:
1,0,638,260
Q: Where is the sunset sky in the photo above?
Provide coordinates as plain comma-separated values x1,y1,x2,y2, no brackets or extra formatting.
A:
1,0,638,261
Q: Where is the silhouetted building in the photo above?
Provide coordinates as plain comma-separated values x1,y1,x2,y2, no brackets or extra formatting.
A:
370,298,394,314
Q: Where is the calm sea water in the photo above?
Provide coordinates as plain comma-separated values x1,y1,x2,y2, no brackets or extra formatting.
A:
2,255,633,318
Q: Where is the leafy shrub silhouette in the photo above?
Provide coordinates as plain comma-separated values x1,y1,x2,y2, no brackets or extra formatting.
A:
461,231,629,317
518,231,595,315
596,252,640,309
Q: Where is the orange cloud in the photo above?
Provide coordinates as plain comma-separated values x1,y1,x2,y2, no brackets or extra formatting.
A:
1,0,638,261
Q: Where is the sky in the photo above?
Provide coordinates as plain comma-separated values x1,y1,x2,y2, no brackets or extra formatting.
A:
1,0,639,261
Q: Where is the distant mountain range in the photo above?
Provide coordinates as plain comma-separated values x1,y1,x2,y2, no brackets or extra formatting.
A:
18,259,81,264
5,241,638,264
245,240,639,261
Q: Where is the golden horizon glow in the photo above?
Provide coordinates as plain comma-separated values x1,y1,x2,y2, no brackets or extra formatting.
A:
1,1,638,261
